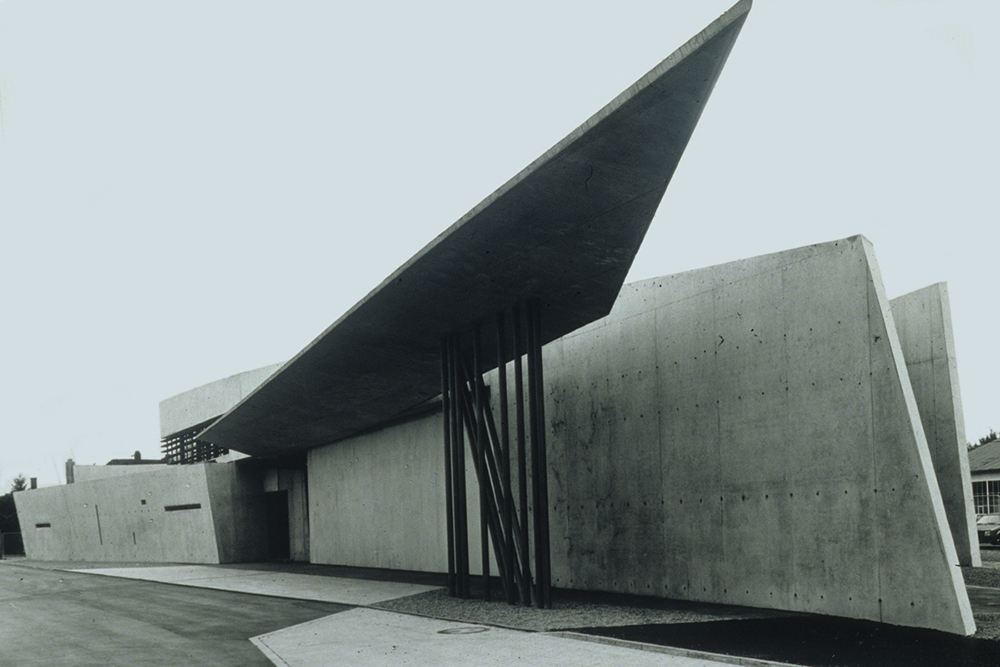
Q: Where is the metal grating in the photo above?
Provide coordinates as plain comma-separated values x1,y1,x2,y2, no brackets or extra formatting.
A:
161,419,228,464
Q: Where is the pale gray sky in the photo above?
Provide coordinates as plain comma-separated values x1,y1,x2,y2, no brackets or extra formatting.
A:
1,0,997,490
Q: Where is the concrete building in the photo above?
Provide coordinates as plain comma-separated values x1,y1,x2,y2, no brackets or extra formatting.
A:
10,0,982,638
66,452,168,485
14,234,980,634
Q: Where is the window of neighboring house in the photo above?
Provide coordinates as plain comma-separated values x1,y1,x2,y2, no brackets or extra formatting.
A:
972,479,1000,515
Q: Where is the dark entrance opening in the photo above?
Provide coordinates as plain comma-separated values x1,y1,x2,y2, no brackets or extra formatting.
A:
264,490,290,561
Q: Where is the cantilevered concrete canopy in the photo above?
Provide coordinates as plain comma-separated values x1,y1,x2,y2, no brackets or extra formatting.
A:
199,1,751,457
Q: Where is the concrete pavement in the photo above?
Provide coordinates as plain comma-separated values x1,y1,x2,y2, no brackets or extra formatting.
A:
0,560,347,667
72,565,439,605
251,607,753,667
3,560,794,667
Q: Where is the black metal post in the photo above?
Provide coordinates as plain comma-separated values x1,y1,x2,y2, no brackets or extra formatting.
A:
497,309,516,605
526,303,543,606
513,304,532,606
473,324,491,601
530,299,552,608
442,337,456,596
455,380,515,596
452,337,470,598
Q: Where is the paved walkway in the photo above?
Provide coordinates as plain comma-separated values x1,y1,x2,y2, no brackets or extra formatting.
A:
70,563,793,667
73,565,438,605
252,607,743,667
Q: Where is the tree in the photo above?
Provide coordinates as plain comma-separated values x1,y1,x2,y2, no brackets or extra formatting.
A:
969,429,998,451
9,475,27,493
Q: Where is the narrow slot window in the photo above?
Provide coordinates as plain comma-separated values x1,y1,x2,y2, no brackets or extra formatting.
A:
163,503,202,512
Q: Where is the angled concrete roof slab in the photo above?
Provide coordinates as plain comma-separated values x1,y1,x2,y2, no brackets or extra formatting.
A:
199,1,752,456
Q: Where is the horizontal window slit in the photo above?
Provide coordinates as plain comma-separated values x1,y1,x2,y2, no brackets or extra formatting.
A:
164,503,202,512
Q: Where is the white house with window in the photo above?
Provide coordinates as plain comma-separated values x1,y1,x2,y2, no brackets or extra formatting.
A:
969,439,1000,516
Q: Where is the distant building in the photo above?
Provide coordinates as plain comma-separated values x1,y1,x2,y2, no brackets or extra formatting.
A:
969,440,1000,515
67,451,168,485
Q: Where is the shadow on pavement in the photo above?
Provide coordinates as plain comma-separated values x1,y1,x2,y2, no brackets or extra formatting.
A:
570,616,999,667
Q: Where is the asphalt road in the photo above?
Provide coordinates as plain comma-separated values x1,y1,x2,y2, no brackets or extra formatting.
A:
0,562,348,667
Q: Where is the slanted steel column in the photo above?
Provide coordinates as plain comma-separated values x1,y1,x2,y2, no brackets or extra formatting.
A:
442,299,549,607
473,324,491,601
497,310,516,605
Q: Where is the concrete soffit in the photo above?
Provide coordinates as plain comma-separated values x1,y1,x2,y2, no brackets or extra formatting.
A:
197,1,753,457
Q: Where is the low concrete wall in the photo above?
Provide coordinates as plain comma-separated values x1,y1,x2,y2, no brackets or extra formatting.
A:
14,462,270,564
891,283,980,566
14,465,220,563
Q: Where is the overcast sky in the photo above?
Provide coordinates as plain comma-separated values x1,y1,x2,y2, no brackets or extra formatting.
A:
1,0,996,490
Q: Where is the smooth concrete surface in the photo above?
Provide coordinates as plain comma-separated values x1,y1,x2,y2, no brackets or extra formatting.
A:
13,461,273,564
73,565,441,605
14,464,221,562
891,283,980,567
73,463,169,482
250,607,737,667
159,362,282,438
535,236,972,635
206,461,269,563
302,236,975,634
0,561,346,667
308,412,494,575
199,2,751,457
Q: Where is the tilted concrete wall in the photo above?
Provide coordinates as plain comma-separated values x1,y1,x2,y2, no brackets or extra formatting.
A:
891,283,980,567
206,461,269,563
14,465,220,563
303,236,973,635
308,411,491,574
538,236,972,634
14,462,271,564
159,363,283,438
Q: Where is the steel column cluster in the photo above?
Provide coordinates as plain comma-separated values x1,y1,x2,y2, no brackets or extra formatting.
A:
441,299,551,607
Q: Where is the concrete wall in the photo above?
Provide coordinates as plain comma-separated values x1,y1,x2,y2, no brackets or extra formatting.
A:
14,465,220,563
264,467,310,562
308,412,490,574
535,236,971,634
205,461,269,563
891,283,980,566
303,236,974,635
74,464,169,483
159,363,283,438
14,462,270,564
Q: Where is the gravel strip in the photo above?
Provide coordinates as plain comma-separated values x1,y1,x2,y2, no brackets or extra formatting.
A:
963,566,1000,588
979,547,1000,563
372,587,788,632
